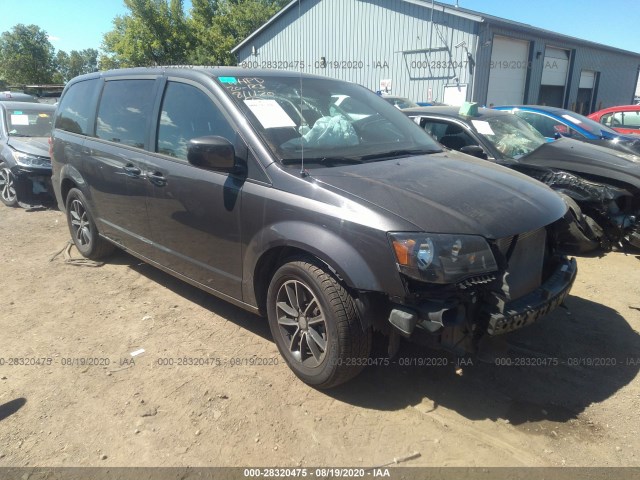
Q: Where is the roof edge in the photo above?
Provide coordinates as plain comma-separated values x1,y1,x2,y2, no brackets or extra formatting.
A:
231,0,485,54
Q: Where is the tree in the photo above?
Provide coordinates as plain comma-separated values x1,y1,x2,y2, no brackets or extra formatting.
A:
0,24,55,84
189,0,290,65
100,0,289,68
101,0,191,67
54,49,98,82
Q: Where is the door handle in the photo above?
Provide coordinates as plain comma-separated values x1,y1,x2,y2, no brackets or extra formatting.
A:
123,164,142,177
146,171,167,187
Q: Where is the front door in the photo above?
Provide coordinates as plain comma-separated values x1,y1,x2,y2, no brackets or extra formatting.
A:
142,80,244,299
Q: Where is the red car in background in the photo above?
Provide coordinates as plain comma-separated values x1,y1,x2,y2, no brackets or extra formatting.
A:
588,105,640,135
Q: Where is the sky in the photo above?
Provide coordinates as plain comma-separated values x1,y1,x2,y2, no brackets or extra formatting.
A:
0,0,639,55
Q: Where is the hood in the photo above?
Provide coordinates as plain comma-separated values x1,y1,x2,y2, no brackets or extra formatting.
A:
309,151,567,239
521,137,640,189
583,134,640,156
7,137,51,158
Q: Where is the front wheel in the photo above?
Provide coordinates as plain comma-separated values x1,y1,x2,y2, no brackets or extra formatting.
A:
267,258,371,389
65,188,115,260
0,162,18,207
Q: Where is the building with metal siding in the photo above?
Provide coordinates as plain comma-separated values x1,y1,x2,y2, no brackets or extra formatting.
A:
232,0,640,113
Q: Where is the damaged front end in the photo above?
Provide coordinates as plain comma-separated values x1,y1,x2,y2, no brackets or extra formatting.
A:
383,219,577,356
513,166,640,251
11,164,54,208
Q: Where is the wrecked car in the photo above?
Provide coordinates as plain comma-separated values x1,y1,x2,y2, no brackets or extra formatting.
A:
0,101,56,208
52,68,577,388
403,106,640,252
494,105,640,157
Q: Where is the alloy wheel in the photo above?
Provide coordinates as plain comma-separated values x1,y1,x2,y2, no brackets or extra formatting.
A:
0,167,16,204
69,199,92,247
275,280,328,367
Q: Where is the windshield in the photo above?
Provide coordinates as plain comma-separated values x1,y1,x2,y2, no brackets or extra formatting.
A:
471,114,546,159
555,110,618,137
5,106,54,137
218,75,441,166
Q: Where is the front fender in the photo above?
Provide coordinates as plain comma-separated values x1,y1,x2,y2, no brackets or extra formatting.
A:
242,221,405,308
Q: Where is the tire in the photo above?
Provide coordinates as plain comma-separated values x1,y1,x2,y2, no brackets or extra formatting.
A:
0,161,18,207
266,258,371,389
65,188,115,260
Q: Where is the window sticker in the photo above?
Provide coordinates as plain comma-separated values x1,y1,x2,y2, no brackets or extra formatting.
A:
472,120,495,135
13,110,23,115
562,114,582,125
223,77,276,101
218,77,237,84
244,99,296,129
10,114,30,125
38,113,50,118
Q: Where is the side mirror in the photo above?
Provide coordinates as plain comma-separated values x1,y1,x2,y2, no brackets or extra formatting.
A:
187,136,240,173
459,145,488,159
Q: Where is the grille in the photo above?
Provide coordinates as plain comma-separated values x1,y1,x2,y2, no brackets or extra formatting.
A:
495,227,547,301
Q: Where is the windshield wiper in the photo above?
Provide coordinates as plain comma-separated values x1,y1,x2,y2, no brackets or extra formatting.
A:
359,149,441,161
281,156,363,166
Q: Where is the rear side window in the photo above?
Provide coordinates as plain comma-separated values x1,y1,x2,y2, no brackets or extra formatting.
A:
55,79,99,135
96,79,155,149
156,81,236,160
606,111,640,128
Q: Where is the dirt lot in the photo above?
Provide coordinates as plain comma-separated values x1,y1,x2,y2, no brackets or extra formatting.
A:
1,205,640,468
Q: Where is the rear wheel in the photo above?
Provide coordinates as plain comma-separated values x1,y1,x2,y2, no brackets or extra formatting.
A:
0,162,18,207
65,188,115,260
267,258,371,389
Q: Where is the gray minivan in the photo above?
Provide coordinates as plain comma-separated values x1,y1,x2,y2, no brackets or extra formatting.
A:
51,67,577,388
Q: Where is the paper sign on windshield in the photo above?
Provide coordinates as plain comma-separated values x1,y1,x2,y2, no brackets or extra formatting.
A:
10,114,29,126
472,120,495,136
244,99,296,129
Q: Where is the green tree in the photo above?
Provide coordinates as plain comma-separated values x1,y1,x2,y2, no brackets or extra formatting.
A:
101,0,191,67
53,50,70,83
0,24,55,84
100,0,289,68
54,49,99,82
189,0,289,65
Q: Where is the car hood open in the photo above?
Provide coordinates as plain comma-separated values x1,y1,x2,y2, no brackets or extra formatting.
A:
309,151,567,239
519,137,640,189
7,137,51,158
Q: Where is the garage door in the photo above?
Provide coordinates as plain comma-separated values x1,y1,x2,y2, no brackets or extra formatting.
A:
539,47,570,107
486,36,530,106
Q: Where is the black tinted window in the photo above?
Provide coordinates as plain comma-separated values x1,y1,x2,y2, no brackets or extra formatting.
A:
55,79,99,135
96,79,155,148
156,82,235,160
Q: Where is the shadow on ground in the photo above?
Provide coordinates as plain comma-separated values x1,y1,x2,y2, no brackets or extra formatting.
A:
114,250,272,342
0,398,27,421
329,294,640,425
105,249,638,425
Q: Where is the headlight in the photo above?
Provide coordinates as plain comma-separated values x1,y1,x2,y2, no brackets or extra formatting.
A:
389,232,498,284
13,151,51,168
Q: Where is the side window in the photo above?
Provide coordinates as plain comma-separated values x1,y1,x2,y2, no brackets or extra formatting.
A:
55,79,99,135
611,112,625,126
516,111,584,139
621,111,640,128
156,82,236,160
421,121,449,142
96,79,155,148
438,122,476,150
600,113,614,127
